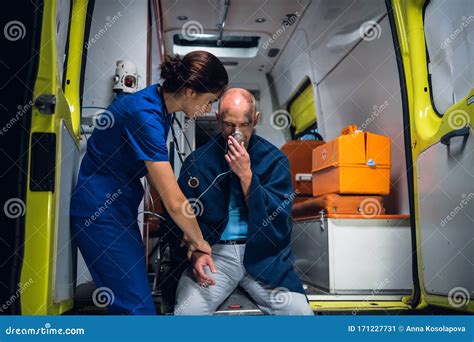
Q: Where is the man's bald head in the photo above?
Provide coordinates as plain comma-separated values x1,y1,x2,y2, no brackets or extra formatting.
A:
216,88,260,148
218,88,257,119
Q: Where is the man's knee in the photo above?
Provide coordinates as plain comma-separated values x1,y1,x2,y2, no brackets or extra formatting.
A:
273,293,313,316
174,296,211,315
174,270,213,315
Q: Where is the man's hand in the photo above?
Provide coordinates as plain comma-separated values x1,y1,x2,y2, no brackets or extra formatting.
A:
225,136,251,181
191,251,217,286
225,135,253,201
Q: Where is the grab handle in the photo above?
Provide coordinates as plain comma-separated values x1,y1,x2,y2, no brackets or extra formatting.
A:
440,126,470,146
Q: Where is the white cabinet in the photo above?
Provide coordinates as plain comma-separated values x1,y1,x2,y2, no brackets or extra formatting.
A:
292,217,412,294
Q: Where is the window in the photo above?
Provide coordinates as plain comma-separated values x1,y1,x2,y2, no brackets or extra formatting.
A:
287,78,318,138
424,0,474,115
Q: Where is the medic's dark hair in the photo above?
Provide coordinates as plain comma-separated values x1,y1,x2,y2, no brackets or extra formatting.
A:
160,51,228,94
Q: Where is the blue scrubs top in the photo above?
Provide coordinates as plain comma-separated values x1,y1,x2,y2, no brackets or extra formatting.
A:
70,84,170,226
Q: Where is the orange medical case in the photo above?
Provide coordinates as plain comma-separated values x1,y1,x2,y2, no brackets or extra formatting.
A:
280,140,325,196
312,125,391,196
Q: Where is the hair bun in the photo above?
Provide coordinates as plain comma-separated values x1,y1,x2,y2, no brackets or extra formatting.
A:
160,51,228,94
160,55,183,81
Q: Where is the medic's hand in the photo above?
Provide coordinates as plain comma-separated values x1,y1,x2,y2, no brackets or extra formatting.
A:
187,239,212,259
225,135,251,180
191,251,217,286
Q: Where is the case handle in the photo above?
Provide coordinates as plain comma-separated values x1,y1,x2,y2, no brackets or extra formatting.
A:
295,173,312,182
341,124,359,135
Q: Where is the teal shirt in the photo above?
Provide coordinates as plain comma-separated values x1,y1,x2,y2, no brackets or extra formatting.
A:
220,185,248,240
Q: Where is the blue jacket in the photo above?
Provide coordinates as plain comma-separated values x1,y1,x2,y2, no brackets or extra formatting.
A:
166,133,305,294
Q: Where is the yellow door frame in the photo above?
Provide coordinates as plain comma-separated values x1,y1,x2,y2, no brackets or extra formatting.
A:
391,0,473,312
20,0,88,315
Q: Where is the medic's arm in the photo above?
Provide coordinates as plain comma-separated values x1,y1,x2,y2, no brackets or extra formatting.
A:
145,160,211,255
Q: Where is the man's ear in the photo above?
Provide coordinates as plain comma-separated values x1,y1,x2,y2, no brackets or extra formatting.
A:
215,111,221,122
254,111,261,126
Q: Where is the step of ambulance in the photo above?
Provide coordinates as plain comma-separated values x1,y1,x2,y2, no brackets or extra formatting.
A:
72,279,164,315
290,214,412,296
215,287,263,315
71,281,108,315
302,283,407,302
292,194,385,220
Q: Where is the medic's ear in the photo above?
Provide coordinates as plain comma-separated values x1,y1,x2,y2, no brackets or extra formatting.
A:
184,87,196,98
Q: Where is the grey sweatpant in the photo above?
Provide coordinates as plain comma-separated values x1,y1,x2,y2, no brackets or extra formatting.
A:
174,244,313,315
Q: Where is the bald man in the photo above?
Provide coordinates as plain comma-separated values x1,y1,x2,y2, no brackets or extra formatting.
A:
166,88,313,315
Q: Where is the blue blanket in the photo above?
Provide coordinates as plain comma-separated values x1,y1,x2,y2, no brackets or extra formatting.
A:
165,134,304,294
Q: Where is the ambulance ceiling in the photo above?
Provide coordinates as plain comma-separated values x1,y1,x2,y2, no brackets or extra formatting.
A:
160,0,311,79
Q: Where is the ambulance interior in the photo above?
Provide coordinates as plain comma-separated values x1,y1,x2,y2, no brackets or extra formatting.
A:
5,0,472,315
